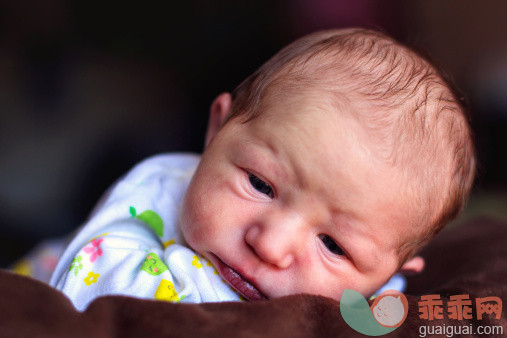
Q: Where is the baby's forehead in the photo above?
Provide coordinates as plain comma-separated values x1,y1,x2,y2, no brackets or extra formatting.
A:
242,97,408,207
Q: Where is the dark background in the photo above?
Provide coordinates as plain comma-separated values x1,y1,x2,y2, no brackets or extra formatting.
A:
1,0,506,267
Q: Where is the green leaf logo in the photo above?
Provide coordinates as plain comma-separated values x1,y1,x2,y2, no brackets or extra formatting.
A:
129,206,164,237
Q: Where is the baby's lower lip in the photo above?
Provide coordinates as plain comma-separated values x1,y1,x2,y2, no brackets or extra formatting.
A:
211,254,267,301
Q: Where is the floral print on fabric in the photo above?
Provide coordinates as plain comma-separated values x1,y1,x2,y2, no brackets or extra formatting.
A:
84,238,103,263
84,271,100,285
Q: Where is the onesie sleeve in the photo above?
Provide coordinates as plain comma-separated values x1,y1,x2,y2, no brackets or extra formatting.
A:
50,154,242,311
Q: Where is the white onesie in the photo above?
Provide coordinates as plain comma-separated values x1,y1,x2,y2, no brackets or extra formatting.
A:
50,153,243,311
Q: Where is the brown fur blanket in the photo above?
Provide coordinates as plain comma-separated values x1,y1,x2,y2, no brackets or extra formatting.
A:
0,217,505,337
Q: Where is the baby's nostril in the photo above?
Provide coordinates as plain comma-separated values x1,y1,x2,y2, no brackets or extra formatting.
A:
245,241,257,255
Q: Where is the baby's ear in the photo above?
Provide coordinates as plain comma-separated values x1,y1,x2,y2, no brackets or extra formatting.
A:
398,256,425,275
205,92,232,147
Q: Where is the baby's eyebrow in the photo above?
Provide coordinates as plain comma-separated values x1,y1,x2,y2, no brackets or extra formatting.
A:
241,139,294,183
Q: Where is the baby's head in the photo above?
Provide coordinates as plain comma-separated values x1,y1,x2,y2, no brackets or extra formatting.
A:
179,28,476,301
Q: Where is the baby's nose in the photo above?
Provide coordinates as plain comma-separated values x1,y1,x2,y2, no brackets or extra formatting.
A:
244,210,304,269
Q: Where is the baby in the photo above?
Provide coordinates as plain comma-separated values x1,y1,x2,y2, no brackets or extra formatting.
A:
49,28,475,310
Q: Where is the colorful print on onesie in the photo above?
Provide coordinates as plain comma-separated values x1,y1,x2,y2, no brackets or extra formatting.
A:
49,154,243,311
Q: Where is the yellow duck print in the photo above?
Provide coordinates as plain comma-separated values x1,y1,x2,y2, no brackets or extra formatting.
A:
155,279,185,302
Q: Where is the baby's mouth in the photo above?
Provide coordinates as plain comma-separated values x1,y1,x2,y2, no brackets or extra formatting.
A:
210,253,267,301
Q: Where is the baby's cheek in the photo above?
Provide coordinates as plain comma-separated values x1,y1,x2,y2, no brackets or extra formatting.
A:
180,189,216,249
180,195,203,247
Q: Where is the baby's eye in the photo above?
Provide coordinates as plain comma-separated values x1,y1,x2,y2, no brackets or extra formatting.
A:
318,234,345,256
248,173,274,198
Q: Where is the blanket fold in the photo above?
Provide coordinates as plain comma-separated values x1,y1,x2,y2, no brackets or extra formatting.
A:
0,217,506,337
